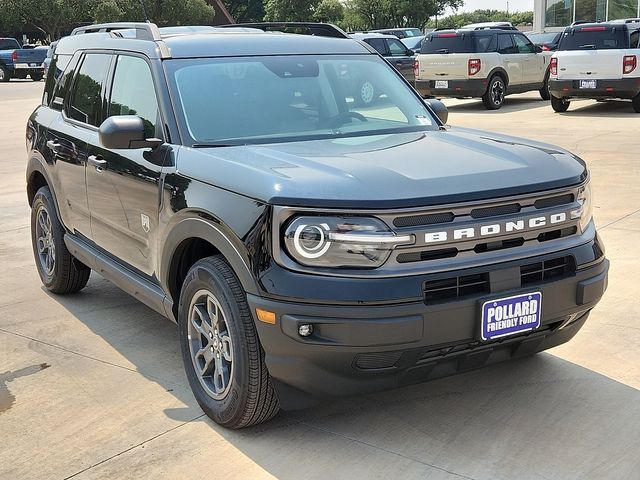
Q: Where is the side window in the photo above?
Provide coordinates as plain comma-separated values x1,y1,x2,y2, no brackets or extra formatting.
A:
365,38,388,55
67,54,111,126
48,53,78,111
108,55,159,138
514,34,535,54
631,31,640,48
387,38,408,56
497,34,516,54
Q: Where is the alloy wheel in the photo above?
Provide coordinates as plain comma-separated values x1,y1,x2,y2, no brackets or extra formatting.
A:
35,204,55,276
360,81,375,104
491,79,504,106
187,289,234,400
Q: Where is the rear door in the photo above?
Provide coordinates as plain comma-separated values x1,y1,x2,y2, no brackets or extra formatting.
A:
497,34,523,85
385,38,415,81
85,53,165,277
513,33,545,84
555,26,629,80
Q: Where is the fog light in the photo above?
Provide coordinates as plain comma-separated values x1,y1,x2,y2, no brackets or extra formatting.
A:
298,324,313,337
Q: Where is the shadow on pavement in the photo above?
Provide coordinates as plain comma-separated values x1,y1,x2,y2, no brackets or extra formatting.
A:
442,96,549,114
51,276,640,479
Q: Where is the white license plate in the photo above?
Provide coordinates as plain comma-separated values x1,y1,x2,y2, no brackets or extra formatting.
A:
580,80,597,89
435,80,449,89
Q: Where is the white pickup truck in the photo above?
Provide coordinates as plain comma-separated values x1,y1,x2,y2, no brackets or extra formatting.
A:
549,22,640,112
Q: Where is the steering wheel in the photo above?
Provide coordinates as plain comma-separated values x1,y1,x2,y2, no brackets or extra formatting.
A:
321,111,368,129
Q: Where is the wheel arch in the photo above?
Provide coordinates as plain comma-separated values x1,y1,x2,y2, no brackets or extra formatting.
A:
487,67,509,88
26,156,56,208
161,217,260,320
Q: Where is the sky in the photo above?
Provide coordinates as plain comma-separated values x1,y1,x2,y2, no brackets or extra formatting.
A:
454,0,534,13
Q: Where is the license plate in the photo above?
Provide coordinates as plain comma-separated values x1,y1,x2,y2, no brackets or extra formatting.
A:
481,292,542,341
435,80,449,89
580,80,597,89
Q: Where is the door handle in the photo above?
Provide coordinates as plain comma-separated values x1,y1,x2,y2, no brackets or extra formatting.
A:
88,155,107,171
46,140,60,152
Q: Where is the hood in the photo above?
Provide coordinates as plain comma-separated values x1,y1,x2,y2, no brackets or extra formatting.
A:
175,128,587,209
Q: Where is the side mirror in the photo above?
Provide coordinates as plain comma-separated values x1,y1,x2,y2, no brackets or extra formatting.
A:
424,98,448,124
535,45,543,53
98,115,163,150
406,49,415,56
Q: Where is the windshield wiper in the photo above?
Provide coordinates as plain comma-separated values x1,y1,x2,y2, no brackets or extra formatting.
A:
578,44,596,49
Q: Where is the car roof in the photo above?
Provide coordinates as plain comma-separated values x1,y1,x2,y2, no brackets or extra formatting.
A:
349,32,397,39
428,28,516,36
566,22,634,30
55,27,372,59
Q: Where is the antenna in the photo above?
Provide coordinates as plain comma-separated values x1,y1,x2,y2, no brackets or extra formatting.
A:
139,0,150,22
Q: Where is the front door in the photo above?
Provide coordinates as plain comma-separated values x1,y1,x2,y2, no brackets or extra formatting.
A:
513,34,544,85
85,54,165,277
385,38,416,81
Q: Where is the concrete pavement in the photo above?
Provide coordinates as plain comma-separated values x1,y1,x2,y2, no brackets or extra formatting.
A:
1,82,639,480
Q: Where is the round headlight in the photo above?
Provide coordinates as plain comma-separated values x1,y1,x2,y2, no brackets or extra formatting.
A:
293,223,331,258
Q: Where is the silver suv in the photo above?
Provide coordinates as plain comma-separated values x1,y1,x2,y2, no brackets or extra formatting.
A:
415,28,551,109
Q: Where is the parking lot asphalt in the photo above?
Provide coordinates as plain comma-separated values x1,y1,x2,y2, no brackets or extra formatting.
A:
1,81,639,480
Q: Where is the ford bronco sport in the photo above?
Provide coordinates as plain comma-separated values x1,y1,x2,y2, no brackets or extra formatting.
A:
549,22,640,112
27,22,608,429
415,28,551,109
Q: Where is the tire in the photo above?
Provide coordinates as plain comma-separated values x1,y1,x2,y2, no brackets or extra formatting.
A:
31,186,91,293
539,73,550,100
30,72,43,81
178,256,279,429
632,94,640,113
551,94,570,112
0,65,10,82
355,79,376,107
482,75,506,110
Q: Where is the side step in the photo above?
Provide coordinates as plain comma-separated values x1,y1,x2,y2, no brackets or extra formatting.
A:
64,234,175,322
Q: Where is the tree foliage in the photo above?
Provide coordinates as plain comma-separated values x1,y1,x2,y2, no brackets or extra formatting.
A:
223,0,264,23
429,9,534,29
264,0,320,21
313,0,344,24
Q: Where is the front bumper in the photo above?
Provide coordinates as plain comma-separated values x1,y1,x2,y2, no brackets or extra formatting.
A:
415,78,488,98
250,239,608,409
550,78,640,100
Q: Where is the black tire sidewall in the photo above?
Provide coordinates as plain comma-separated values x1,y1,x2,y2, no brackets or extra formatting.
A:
0,65,9,82
540,73,551,101
31,187,65,290
551,95,569,112
484,76,505,110
178,260,252,426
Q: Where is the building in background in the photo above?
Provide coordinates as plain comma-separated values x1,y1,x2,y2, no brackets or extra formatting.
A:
534,0,640,30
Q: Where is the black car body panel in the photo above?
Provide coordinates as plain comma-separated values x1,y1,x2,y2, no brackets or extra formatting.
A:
26,23,608,410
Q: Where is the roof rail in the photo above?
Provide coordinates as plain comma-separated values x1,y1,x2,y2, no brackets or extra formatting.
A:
70,22,163,41
218,22,349,39
69,22,171,58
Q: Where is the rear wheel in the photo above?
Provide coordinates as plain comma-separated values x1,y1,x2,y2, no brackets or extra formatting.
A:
632,94,640,113
0,65,9,82
31,186,91,293
178,256,279,429
539,73,550,100
30,72,43,81
355,79,376,107
551,94,570,112
482,75,506,110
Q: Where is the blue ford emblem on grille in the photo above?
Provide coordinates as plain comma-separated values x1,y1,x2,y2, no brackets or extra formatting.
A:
481,292,542,340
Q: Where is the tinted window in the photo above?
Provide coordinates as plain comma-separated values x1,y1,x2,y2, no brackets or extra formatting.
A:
421,33,495,54
514,35,535,53
109,55,159,138
365,38,387,55
387,38,408,56
0,38,20,49
498,34,517,54
559,28,629,50
68,54,111,126
631,30,640,48
168,55,436,145
402,36,424,50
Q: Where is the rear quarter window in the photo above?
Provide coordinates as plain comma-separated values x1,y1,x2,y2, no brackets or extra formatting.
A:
421,34,495,54
559,28,629,50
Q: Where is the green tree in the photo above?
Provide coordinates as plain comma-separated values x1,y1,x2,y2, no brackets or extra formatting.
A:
223,0,264,23
429,9,534,29
345,0,462,30
264,0,321,21
313,0,344,24
89,0,214,25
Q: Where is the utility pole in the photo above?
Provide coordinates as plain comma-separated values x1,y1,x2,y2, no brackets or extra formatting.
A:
506,1,509,15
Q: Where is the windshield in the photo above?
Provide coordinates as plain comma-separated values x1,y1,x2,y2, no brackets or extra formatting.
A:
421,33,495,54
527,32,559,44
0,38,20,50
166,55,437,146
559,28,629,50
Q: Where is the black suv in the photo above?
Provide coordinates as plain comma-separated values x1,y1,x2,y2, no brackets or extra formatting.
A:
27,22,608,429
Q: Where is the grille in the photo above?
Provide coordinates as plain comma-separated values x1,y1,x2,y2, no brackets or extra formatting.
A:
470,203,521,218
393,212,454,228
534,193,574,209
424,273,489,303
397,248,458,263
521,256,575,285
355,351,403,370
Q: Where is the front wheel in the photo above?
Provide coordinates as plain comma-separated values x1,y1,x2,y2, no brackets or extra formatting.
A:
482,75,506,110
30,72,43,81
551,95,570,112
178,256,279,429
31,186,91,293
539,73,550,100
